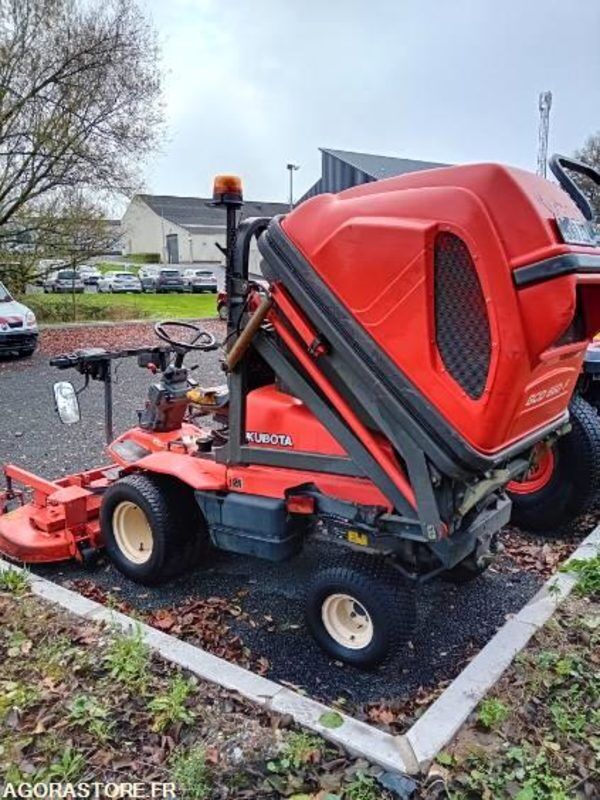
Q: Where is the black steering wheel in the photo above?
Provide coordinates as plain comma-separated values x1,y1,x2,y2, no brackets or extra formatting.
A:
154,321,217,351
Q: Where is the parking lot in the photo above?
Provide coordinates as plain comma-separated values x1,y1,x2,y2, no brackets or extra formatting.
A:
0,324,592,725
27,260,265,296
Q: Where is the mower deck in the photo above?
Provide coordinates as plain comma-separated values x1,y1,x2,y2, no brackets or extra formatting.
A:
0,464,111,563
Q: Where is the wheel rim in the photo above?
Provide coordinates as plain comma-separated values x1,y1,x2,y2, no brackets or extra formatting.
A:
112,501,153,564
507,443,556,494
321,593,374,650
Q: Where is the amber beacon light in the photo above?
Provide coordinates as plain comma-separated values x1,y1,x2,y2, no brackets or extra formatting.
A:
212,174,243,206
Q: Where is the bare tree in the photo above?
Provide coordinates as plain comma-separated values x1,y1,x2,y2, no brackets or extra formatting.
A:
0,191,119,293
574,132,600,220
0,0,162,245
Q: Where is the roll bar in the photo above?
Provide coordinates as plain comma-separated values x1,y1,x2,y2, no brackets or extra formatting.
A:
549,153,600,221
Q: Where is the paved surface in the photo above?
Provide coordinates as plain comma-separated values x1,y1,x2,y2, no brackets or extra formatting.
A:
0,335,543,707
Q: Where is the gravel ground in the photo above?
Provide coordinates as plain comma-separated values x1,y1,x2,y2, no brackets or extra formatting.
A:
0,324,547,710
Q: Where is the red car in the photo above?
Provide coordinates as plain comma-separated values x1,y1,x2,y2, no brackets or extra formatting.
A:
216,290,228,320
217,280,268,321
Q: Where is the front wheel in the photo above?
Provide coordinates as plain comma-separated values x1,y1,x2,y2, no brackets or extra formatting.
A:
305,555,415,668
100,474,208,584
507,395,600,534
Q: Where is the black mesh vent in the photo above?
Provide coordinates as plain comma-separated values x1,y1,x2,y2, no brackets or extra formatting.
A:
434,232,491,399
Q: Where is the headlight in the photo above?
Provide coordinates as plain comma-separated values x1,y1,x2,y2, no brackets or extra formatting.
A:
25,311,36,327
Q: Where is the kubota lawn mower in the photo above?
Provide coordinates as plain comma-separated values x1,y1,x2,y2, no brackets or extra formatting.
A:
2,157,600,668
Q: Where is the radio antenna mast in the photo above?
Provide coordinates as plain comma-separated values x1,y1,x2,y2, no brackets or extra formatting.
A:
537,91,553,178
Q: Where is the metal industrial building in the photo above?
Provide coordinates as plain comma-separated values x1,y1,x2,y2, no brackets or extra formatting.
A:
298,148,447,203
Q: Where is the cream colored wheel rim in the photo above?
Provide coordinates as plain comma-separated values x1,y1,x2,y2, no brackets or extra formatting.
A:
321,593,374,650
113,501,153,564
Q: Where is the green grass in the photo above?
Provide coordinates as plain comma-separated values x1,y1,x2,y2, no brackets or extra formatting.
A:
170,745,211,800
0,568,29,595
477,697,509,730
148,673,196,732
21,291,218,323
560,553,600,598
102,626,150,692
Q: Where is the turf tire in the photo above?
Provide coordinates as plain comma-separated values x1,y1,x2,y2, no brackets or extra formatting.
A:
100,473,205,584
158,478,210,569
508,395,600,534
305,554,416,668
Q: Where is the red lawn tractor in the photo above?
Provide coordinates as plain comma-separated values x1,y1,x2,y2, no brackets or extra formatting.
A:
2,157,600,668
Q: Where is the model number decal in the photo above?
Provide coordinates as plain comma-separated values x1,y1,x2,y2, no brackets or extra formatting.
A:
525,381,570,407
246,431,294,447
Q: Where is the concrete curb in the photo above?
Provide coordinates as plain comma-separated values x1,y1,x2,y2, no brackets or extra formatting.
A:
0,560,411,774
397,525,600,773
1,524,598,776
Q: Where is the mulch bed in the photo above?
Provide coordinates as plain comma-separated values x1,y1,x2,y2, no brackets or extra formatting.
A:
0,583,401,798
415,586,600,799
39,319,225,357
63,510,599,742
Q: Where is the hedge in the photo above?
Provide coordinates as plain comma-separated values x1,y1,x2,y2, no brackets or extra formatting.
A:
126,253,161,264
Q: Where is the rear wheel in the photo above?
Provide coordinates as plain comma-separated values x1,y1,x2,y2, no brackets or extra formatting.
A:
100,473,208,584
305,555,415,668
507,395,600,533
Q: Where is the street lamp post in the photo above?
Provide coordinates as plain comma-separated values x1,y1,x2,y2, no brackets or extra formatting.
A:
287,163,300,210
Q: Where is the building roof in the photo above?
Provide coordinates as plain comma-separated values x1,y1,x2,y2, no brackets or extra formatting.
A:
321,148,448,179
297,148,449,204
137,194,289,233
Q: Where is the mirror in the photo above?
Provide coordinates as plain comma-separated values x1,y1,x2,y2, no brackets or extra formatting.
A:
53,381,81,425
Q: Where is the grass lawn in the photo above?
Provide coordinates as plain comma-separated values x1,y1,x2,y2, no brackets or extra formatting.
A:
22,291,218,323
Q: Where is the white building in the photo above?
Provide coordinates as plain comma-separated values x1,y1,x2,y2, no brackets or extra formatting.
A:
120,194,289,271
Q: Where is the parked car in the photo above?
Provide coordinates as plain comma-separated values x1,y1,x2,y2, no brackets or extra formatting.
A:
78,265,102,285
155,268,185,293
0,281,38,357
217,279,268,321
33,259,66,286
43,269,84,293
97,271,142,293
138,266,160,292
217,290,228,320
182,268,218,293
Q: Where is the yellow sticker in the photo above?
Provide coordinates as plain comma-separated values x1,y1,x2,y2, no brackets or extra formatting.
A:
347,530,369,546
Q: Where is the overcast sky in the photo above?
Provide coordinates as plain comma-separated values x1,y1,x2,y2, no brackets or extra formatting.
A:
141,0,600,204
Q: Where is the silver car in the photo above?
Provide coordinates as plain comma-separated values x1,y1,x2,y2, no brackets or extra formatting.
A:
97,271,142,293
44,269,85,293
183,268,218,293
